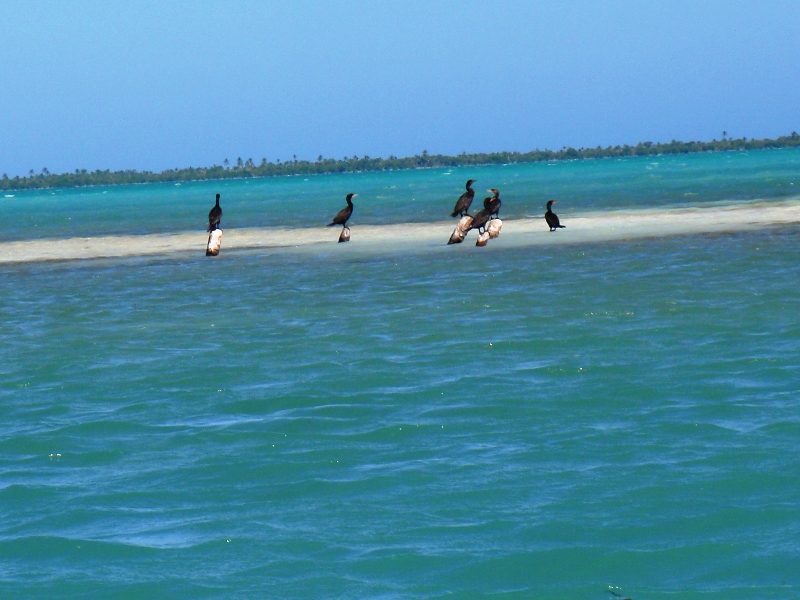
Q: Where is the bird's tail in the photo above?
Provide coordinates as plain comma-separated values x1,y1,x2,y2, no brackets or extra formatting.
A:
450,210,460,217
327,222,336,227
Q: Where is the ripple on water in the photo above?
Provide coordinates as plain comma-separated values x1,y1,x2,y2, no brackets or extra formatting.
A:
1,226,800,597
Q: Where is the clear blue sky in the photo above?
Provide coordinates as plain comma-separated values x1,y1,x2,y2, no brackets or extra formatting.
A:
3,0,800,176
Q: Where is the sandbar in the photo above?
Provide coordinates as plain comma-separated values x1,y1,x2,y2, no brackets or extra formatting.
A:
4,200,800,264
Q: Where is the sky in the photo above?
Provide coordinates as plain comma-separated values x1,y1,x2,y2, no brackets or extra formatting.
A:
2,0,800,177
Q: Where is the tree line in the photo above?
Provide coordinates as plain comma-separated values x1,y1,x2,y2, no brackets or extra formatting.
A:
3,132,799,191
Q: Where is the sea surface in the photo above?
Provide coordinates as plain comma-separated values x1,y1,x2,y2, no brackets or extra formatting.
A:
2,149,800,598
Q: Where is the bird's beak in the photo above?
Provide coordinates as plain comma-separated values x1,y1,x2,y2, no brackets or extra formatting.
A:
352,194,358,198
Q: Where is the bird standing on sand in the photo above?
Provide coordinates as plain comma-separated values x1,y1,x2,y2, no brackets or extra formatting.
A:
487,188,501,219
208,194,222,232
451,179,476,217
328,193,357,228
545,200,565,231
328,193,357,242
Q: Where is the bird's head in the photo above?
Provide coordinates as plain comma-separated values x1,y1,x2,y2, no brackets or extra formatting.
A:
346,193,357,202
466,179,476,188
488,188,500,198
547,200,556,209
216,193,220,201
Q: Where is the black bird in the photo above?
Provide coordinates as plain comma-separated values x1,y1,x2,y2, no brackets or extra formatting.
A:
545,200,565,231
468,197,494,233
487,188,501,219
469,209,492,234
328,193,357,228
208,193,222,232
450,179,476,217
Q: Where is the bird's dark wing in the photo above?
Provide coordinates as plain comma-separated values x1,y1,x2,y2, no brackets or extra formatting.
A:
207,206,222,231
329,205,352,226
451,190,474,216
545,212,560,227
469,209,491,231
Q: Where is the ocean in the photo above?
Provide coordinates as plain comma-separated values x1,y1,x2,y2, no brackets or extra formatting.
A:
2,149,799,598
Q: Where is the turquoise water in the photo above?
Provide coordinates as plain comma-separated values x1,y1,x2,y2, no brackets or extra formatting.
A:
4,147,800,241
2,150,800,598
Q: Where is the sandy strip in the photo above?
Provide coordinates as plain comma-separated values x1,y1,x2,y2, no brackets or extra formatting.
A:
4,200,800,264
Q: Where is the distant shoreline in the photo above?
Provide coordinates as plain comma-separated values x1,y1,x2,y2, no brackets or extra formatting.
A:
3,132,799,192
5,199,800,264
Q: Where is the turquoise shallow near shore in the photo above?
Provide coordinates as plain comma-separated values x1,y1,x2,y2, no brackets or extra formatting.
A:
4,146,800,242
2,149,800,598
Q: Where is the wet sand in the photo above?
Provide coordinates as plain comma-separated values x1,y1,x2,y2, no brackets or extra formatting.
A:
5,200,800,264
